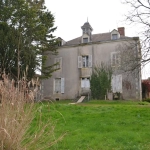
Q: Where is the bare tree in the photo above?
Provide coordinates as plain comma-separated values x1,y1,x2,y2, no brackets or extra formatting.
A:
116,39,141,73
123,0,150,67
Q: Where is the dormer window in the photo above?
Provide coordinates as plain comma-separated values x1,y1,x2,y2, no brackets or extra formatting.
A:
83,38,88,43
111,29,120,40
81,21,93,41
112,34,118,40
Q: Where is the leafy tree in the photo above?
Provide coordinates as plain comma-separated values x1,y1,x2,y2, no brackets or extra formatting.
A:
90,63,112,99
0,0,58,80
0,22,18,79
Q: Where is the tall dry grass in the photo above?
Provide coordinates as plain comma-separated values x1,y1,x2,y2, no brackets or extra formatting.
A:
0,73,63,150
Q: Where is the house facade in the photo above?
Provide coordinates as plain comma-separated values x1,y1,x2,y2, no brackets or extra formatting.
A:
42,22,142,100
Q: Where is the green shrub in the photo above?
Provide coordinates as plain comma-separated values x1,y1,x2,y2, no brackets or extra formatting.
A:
90,63,112,99
142,98,150,103
138,102,149,105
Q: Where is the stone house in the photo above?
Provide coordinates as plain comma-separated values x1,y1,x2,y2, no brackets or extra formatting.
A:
42,21,142,100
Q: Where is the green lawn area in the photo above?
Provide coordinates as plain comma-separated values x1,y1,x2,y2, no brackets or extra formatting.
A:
33,100,150,150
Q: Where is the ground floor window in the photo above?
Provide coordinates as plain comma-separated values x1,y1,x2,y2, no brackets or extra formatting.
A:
81,78,90,88
54,78,64,93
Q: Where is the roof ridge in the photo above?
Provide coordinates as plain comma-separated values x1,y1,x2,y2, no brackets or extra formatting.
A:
92,32,110,35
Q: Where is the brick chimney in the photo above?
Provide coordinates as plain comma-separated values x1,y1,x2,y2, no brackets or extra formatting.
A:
118,27,125,36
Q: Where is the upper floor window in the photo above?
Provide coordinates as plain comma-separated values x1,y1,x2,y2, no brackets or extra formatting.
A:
111,52,120,67
112,34,118,40
78,55,92,68
82,56,89,67
83,38,88,43
54,57,62,69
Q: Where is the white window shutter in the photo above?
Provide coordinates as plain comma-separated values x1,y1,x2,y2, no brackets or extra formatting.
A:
61,78,65,93
78,56,82,68
88,55,92,67
111,75,116,93
81,78,84,88
111,75,122,93
87,79,90,88
59,57,62,69
116,75,122,93
54,58,58,69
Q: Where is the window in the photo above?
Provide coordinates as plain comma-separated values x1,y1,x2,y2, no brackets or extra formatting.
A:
54,78,64,93
78,55,92,68
54,57,62,69
112,34,118,40
83,38,88,43
82,56,89,67
81,78,90,88
111,52,120,67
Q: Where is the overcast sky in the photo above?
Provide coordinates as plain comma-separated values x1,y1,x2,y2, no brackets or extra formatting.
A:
45,0,150,79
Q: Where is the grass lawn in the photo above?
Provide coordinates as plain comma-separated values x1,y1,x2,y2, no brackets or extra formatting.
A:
33,100,150,150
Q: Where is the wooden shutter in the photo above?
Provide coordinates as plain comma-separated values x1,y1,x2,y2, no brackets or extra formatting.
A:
54,58,58,69
111,75,122,93
116,75,122,93
111,75,116,93
87,78,90,88
61,78,65,93
88,55,92,67
59,57,62,69
78,56,82,68
81,78,84,88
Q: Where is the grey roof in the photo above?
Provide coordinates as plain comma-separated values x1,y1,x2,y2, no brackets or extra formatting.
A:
81,22,93,30
64,32,130,46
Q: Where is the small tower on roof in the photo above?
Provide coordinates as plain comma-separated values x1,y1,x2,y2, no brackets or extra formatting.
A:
81,20,93,41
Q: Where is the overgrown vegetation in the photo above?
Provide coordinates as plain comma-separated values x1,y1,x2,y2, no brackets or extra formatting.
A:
0,74,63,150
90,63,112,99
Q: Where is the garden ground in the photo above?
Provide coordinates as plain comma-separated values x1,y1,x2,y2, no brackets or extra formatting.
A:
32,100,150,150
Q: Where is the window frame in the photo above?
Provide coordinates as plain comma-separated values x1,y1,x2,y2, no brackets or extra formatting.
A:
81,78,90,88
111,52,120,67
112,34,118,40
54,57,62,70
78,55,92,68
83,37,88,43
54,78,65,94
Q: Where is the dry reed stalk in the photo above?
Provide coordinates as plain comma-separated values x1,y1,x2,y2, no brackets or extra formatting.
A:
0,74,63,150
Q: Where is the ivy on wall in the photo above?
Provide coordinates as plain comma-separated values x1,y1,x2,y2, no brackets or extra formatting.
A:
90,63,112,99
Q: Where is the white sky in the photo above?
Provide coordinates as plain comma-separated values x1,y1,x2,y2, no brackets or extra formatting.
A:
45,0,150,79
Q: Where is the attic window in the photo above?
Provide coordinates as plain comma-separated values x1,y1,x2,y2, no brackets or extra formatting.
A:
112,34,118,40
83,38,88,43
